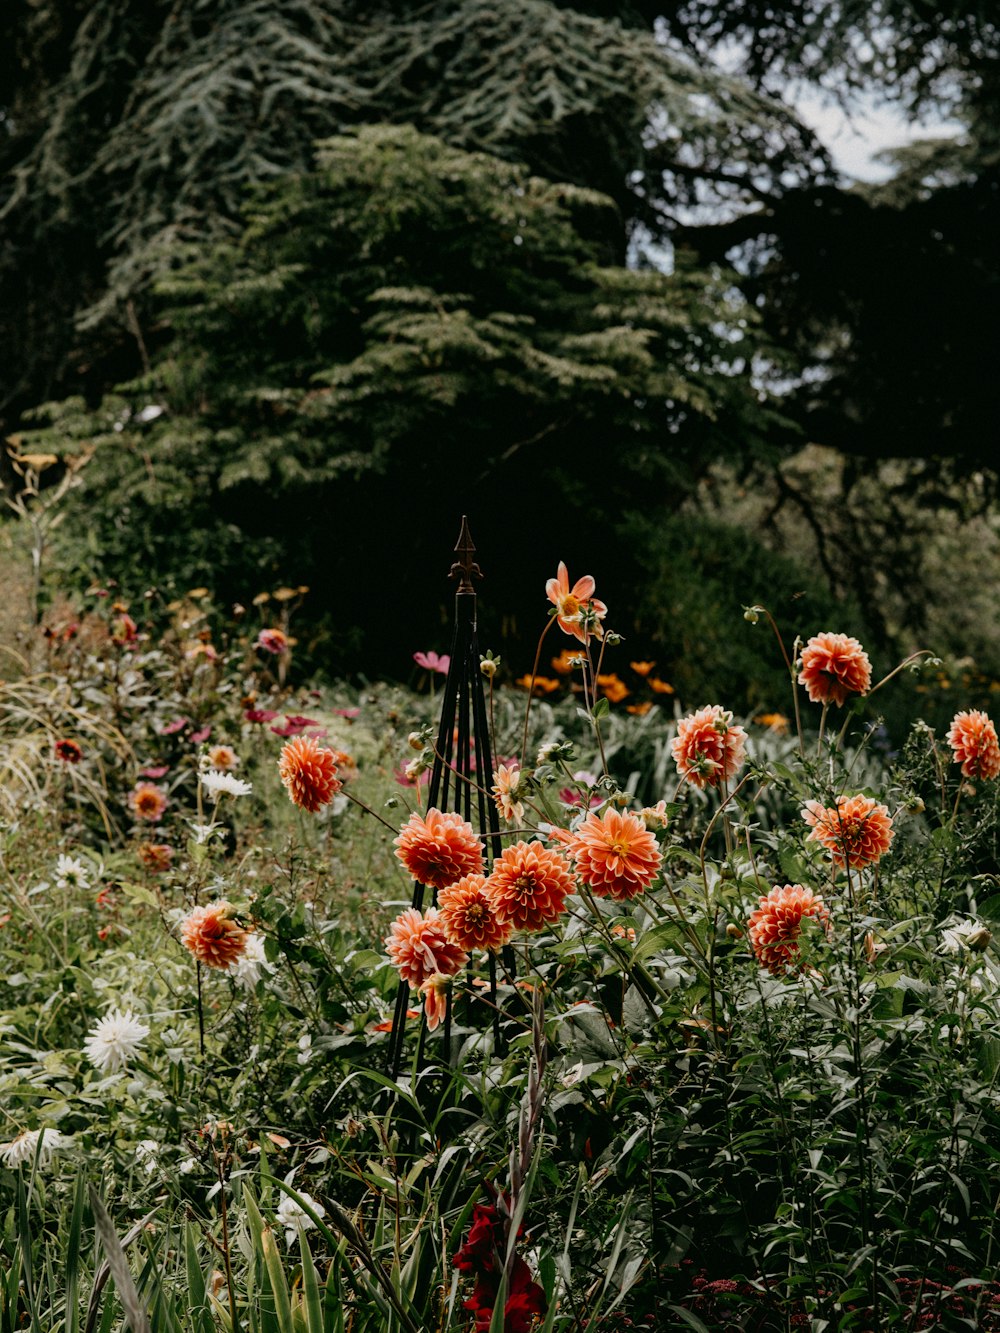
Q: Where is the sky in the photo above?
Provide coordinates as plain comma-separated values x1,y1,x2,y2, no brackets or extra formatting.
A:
787,84,964,181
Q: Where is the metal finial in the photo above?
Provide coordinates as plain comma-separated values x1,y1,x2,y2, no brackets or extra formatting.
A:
449,515,482,592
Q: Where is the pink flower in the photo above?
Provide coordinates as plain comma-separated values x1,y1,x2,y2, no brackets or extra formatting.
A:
545,562,608,642
256,628,290,655
190,725,211,744
244,708,280,725
160,717,190,736
139,765,170,779
413,650,451,675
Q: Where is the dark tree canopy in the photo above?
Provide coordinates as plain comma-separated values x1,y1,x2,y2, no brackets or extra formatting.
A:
3,0,998,677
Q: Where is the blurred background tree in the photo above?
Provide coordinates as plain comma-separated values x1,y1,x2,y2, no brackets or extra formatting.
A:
3,0,997,703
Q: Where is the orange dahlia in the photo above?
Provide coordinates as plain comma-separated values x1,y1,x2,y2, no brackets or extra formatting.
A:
545,561,608,643
802,794,894,869
181,901,248,970
138,842,174,872
278,735,342,812
384,907,468,989
947,710,1000,780
128,782,168,822
798,633,871,707
484,841,576,934
438,874,512,952
671,705,747,789
393,808,484,891
564,807,661,901
748,884,829,975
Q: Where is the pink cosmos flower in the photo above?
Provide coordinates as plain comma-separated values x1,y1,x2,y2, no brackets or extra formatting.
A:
414,651,451,675
545,562,608,642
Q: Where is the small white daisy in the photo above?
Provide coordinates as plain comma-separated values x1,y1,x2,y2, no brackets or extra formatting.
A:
54,855,90,892
0,1127,71,1169
276,1190,325,1248
201,769,253,800
83,1007,150,1074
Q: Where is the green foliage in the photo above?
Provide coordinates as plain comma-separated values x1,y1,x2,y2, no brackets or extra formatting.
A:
25,125,789,673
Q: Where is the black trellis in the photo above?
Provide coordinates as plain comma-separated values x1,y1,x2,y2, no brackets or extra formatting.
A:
388,517,509,1077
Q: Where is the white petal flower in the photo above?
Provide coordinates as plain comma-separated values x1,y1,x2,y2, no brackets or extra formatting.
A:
135,1139,159,1173
940,919,992,955
231,932,272,987
54,855,90,891
0,1128,71,1169
201,770,253,799
83,1007,150,1074
276,1191,325,1248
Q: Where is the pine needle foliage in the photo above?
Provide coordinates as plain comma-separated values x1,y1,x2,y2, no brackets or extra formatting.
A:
24,125,790,670
0,0,817,423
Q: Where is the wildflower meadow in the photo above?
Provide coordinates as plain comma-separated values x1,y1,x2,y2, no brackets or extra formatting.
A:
3,559,1000,1333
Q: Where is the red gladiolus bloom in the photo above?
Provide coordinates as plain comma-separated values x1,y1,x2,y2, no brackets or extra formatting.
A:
798,632,871,707
54,738,83,764
278,735,342,812
393,808,484,891
438,874,512,952
672,705,747,789
565,807,661,900
748,884,829,976
485,841,575,934
802,794,895,869
384,907,467,989
947,710,1000,780
545,561,608,643
181,901,248,970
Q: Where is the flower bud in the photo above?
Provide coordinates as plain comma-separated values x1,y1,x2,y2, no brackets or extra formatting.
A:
967,924,992,953
407,731,424,751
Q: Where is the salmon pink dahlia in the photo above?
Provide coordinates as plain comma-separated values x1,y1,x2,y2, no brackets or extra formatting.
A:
278,735,342,812
671,706,747,789
798,632,871,707
393,808,483,891
947,710,1000,780
748,884,829,976
181,901,248,970
385,907,468,989
485,841,576,934
128,782,168,822
802,794,895,869
545,562,608,643
565,807,661,900
438,874,512,952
